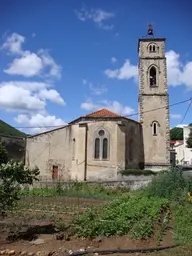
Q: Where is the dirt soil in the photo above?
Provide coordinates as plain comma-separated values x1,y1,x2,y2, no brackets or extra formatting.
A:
0,226,173,256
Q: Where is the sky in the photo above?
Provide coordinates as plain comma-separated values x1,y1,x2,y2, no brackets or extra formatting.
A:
0,0,192,134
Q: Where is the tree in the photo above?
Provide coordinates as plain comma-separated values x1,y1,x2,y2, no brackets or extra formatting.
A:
170,127,183,141
0,142,39,216
186,128,192,148
0,141,8,164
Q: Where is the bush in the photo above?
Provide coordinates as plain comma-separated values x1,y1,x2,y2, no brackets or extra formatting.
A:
0,160,39,215
142,167,190,202
120,169,157,176
73,194,169,239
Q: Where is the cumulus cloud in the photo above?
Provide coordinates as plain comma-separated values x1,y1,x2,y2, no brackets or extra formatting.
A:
75,6,115,30
2,33,62,79
1,33,25,54
166,50,192,90
104,60,138,80
0,81,65,113
170,114,182,119
0,84,46,112
14,113,66,133
81,99,134,115
4,52,43,77
38,89,65,105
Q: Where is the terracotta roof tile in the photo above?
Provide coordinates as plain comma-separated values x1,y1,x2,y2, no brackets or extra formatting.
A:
84,108,121,117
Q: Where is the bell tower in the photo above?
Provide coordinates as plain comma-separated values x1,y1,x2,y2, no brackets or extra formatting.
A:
138,26,170,170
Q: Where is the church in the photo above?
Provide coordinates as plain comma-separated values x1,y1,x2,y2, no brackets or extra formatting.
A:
25,27,170,181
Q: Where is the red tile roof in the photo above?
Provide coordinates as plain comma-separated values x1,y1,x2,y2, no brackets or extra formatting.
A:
170,140,184,145
84,108,121,117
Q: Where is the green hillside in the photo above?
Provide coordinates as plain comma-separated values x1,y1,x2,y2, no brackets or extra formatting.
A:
0,120,26,137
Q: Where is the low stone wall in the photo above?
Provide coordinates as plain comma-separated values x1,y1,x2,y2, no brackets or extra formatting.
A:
30,175,153,191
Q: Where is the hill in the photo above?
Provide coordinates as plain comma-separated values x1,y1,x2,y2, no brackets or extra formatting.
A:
0,120,26,137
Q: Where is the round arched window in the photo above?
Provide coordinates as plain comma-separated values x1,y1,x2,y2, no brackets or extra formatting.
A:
98,130,105,136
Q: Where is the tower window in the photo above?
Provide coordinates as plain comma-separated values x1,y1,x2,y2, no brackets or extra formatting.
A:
129,139,134,162
153,123,157,135
149,66,157,86
148,43,157,53
151,121,160,136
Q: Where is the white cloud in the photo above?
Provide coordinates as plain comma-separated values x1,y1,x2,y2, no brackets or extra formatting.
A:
0,81,65,112
171,114,182,119
81,99,134,115
176,124,188,128
75,6,115,30
166,50,192,90
4,52,43,77
0,84,45,112
32,33,36,38
111,57,117,63
105,59,137,80
15,113,66,133
1,33,25,54
38,49,62,79
2,33,62,79
89,83,108,95
38,89,65,105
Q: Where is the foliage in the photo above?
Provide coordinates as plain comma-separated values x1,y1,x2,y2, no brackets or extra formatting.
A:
142,167,189,202
0,142,8,165
173,203,192,245
0,155,39,215
170,127,183,141
0,119,26,137
119,169,157,176
73,194,169,239
186,128,192,148
20,181,130,199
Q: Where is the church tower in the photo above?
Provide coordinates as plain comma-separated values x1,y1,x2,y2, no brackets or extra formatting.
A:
138,26,170,170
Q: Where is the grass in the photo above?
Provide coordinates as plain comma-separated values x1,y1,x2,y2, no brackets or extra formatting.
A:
20,181,130,199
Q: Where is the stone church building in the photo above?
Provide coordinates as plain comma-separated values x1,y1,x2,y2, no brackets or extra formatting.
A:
25,29,170,181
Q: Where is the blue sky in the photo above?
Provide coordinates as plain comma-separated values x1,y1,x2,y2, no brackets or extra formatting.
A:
0,0,192,134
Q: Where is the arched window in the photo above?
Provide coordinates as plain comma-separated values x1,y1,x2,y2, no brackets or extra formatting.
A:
129,139,134,162
148,43,157,53
151,121,160,136
149,66,157,86
94,129,110,160
153,123,157,135
102,138,108,159
94,138,100,159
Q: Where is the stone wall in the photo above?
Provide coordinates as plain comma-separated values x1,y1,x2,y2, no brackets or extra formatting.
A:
31,175,153,191
0,135,25,162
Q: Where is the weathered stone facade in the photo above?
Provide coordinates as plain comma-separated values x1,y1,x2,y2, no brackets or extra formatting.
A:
138,38,170,169
26,115,143,181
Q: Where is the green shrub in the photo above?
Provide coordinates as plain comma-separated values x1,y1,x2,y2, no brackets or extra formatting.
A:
173,203,192,244
119,169,157,176
73,194,169,239
143,167,188,202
